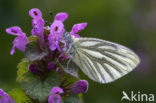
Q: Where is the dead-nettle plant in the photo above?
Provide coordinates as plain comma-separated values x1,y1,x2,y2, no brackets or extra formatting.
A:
1,8,88,103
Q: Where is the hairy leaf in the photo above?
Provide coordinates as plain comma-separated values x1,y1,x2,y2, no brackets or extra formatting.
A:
17,58,29,82
21,71,60,102
63,94,83,103
9,88,32,103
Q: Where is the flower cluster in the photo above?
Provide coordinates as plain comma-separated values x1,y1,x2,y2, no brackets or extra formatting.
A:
5,8,88,103
6,8,87,55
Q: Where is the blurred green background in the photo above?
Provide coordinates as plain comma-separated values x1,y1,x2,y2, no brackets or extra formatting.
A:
0,0,156,103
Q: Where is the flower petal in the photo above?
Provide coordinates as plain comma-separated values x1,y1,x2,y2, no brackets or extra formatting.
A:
11,35,28,54
29,8,42,19
50,20,64,34
48,87,63,103
55,13,68,22
48,20,65,52
70,80,88,94
71,33,80,38
6,26,24,36
0,89,16,103
29,64,38,75
32,19,44,36
0,89,7,96
31,29,35,36
6,26,28,55
31,15,45,46
48,61,57,71
10,45,15,55
70,23,87,37
48,34,57,51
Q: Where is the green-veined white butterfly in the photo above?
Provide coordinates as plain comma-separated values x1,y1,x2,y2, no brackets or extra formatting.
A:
61,32,140,84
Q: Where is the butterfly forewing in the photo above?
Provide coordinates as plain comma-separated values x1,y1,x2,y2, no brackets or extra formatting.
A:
72,38,140,84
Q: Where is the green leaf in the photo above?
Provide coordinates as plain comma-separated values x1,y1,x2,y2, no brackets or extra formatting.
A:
63,94,83,103
17,58,30,82
25,42,49,62
21,71,60,102
9,88,33,103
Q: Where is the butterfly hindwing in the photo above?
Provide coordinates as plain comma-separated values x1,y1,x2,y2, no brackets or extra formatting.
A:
72,38,140,83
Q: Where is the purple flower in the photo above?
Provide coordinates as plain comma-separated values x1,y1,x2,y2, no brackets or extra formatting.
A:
47,61,57,71
0,89,16,103
6,26,28,55
69,80,88,94
48,13,68,52
70,23,87,38
29,8,42,19
48,87,64,103
29,64,38,75
29,8,45,46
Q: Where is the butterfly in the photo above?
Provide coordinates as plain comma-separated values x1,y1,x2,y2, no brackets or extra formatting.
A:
61,32,140,84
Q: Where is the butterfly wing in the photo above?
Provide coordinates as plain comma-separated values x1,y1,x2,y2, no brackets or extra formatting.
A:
72,38,140,84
